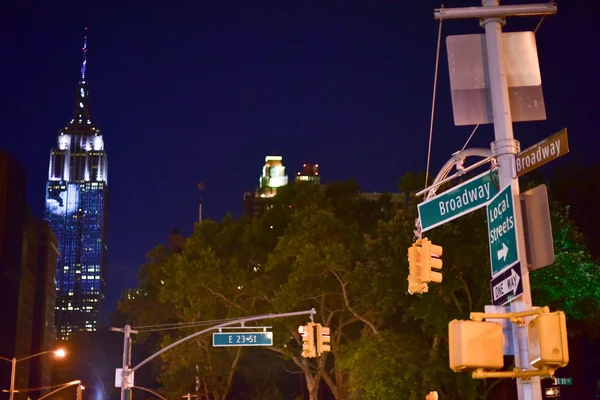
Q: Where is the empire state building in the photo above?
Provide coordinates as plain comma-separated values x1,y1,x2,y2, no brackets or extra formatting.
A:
44,30,108,340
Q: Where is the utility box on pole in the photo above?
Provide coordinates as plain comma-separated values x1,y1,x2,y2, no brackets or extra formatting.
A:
520,184,554,271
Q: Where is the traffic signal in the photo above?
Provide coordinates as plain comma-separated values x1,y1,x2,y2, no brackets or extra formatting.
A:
420,238,443,284
425,391,439,400
448,319,504,372
407,241,428,294
528,311,569,369
316,324,331,356
298,323,316,358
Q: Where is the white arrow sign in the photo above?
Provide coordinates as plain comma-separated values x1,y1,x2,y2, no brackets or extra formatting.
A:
492,268,521,301
497,243,509,262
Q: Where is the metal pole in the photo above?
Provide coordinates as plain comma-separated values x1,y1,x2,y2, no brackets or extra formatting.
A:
9,357,16,400
131,309,316,373
121,324,132,400
481,0,541,399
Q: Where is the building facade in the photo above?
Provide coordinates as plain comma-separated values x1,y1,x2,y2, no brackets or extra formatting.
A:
295,163,320,184
0,152,59,398
26,220,59,394
0,151,28,394
44,32,108,339
243,156,290,218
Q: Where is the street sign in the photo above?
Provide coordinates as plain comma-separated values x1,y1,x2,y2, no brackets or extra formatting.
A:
487,184,519,277
516,128,569,177
446,32,546,126
490,263,523,306
554,377,572,385
213,332,273,347
419,170,498,232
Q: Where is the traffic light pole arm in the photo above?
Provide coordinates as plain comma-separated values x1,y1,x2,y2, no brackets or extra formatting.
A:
132,385,167,400
131,309,316,372
470,306,549,324
37,381,82,400
472,368,555,380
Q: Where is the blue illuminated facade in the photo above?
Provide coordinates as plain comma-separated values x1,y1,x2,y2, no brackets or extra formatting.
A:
44,30,108,339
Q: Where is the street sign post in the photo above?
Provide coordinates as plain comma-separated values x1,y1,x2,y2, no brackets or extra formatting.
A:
516,128,569,177
490,263,523,306
419,170,498,232
487,184,519,277
213,332,273,347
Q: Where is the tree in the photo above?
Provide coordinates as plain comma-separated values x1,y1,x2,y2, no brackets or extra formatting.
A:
119,172,600,400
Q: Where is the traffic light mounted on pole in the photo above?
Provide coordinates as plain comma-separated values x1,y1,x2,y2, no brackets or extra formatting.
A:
421,238,443,284
316,324,331,356
298,323,316,358
408,238,443,295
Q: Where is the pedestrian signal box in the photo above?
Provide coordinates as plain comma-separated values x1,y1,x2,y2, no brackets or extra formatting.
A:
529,311,569,369
448,319,504,372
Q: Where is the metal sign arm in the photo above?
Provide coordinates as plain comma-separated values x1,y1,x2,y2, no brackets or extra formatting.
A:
130,309,315,373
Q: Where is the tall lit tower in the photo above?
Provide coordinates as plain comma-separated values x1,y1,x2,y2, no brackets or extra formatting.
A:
44,28,108,340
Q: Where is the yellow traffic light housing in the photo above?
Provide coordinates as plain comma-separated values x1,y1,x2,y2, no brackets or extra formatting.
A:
421,238,443,284
448,319,504,372
298,323,316,358
408,238,443,294
528,311,569,369
408,241,428,294
316,324,331,356
425,391,439,400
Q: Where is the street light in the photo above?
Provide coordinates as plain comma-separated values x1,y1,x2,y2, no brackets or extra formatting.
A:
0,349,67,400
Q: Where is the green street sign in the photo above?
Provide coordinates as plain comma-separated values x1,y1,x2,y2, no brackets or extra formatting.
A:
487,184,519,277
213,332,273,347
419,170,499,232
554,377,572,385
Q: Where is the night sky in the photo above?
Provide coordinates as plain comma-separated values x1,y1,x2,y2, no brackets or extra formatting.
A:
3,0,599,321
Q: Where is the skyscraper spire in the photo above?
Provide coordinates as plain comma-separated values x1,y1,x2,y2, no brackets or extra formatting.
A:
81,27,88,82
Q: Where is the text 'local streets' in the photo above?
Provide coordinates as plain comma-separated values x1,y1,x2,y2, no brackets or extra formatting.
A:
488,191,514,244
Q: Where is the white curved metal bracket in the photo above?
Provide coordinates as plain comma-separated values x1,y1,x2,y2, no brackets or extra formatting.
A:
414,148,495,239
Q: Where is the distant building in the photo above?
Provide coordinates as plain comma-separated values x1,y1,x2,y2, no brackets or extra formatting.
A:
243,156,290,219
295,163,320,184
0,151,59,398
0,151,28,394
24,220,59,396
168,227,185,254
44,30,108,339
243,159,405,218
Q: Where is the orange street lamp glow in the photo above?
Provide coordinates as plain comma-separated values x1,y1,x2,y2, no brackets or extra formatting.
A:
54,349,66,358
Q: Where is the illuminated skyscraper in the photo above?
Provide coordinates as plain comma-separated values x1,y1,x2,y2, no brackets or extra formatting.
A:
44,29,108,339
243,156,289,218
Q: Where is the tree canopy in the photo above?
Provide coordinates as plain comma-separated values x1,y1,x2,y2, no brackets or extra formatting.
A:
119,173,600,399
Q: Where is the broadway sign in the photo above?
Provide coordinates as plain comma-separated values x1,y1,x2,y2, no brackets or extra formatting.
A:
516,128,569,177
419,170,498,232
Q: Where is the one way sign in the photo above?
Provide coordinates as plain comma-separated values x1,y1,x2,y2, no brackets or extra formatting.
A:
490,263,523,306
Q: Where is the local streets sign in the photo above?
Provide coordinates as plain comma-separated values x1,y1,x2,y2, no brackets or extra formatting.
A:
490,262,523,306
419,170,498,232
516,128,569,177
213,332,273,347
487,184,519,277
